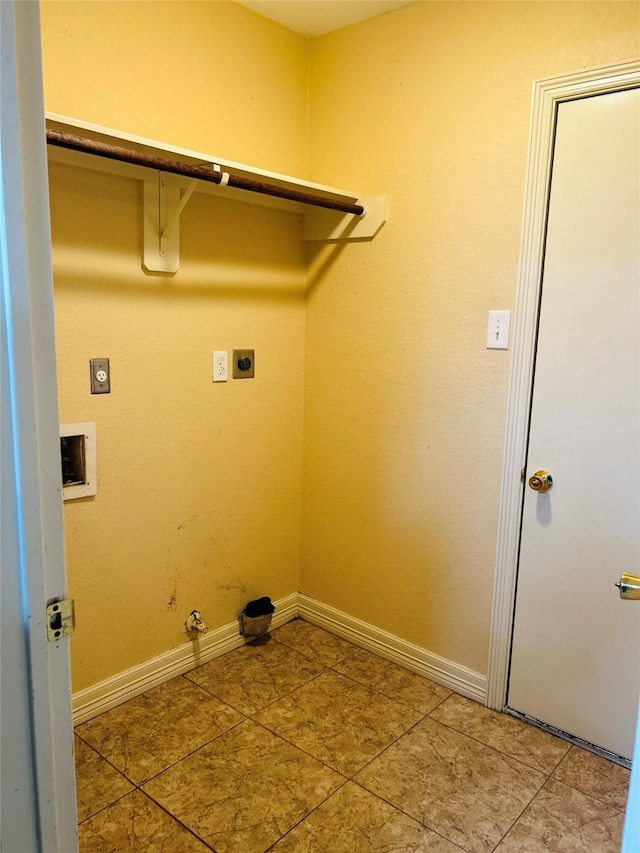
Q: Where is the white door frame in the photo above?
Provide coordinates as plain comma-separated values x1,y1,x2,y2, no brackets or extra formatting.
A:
1,1,78,850
487,58,640,711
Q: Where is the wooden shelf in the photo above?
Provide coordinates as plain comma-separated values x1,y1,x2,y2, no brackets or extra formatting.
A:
45,113,387,274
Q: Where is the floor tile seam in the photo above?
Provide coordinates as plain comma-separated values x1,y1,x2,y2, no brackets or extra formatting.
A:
349,713,429,780
181,670,252,713
248,682,429,779
244,665,334,717
182,671,287,717
327,664,448,716
426,690,453,715
185,646,336,714
266,630,359,668
120,669,252,723
258,635,326,666
353,718,547,853
77,787,135,827
73,731,139,786
421,715,561,778
247,714,356,778
485,780,547,853
533,736,572,774
430,719,550,798
129,717,249,788
274,618,362,657
547,772,629,814
490,774,628,850
488,768,619,852
437,701,573,777
234,715,356,783
490,775,629,851
131,786,218,851
260,778,352,852
347,779,469,852
179,673,247,708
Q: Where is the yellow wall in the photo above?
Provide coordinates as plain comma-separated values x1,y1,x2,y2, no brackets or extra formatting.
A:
41,0,640,693
41,1,309,691
302,1,639,675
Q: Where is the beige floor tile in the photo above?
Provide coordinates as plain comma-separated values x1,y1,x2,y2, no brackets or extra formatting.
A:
76,675,242,784
74,735,134,823
495,778,624,852
335,649,451,714
185,636,325,714
254,670,422,776
356,717,544,853
271,619,358,665
553,745,630,810
271,782,462,852
143,719,342,853
78,789,211,852
430,694,570,773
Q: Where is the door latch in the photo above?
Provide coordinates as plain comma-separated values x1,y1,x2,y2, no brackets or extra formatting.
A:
615,573,640,601
46,597,75,642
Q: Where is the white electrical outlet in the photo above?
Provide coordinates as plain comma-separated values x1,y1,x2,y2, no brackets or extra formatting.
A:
213,350,228,382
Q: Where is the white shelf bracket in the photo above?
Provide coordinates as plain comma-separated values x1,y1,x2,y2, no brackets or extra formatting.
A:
143,173,181,275
303,196,387,242
160,178,198,242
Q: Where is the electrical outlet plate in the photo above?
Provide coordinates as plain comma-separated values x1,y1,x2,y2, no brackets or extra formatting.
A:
90,358,110,393
233,349,255,379
213,350,228,382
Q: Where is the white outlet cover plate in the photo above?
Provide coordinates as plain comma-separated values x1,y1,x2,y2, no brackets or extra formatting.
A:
486,310,511,350
213,350,228,382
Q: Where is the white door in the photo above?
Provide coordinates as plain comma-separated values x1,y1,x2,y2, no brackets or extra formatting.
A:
1,1,78,849
508,88,640,760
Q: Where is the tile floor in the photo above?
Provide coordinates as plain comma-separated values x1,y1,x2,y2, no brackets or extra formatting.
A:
74,619,630,852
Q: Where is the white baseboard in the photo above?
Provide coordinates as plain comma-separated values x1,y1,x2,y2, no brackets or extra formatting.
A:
72,591,486,724
298,594,486,704
72,593,299,725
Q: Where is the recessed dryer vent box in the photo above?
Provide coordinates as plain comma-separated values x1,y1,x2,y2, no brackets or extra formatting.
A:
60,422,97,500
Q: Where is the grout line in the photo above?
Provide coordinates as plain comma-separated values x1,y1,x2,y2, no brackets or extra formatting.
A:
352,713,428,780
137,788,218,850
76,790,134,827
262,780,350,852
136,717,249,788
75,625,629,848
348,778,468,852
421,714,561,777
328,663,449,717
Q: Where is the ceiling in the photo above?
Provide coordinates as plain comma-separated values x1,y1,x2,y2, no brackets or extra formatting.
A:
235,0,417,39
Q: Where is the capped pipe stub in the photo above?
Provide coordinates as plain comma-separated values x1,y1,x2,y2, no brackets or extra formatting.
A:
185,609,208,634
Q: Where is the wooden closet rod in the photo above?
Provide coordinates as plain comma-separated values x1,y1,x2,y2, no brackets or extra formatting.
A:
46,130,365,216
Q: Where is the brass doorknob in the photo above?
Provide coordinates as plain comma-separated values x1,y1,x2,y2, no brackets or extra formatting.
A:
615,573,640,600
528,470,553,492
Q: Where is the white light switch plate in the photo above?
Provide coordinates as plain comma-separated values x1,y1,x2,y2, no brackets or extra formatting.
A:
486,311,511,350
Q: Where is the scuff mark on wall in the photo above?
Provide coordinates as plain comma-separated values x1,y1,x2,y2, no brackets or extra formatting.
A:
219,582,247,593
177,513,198,531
